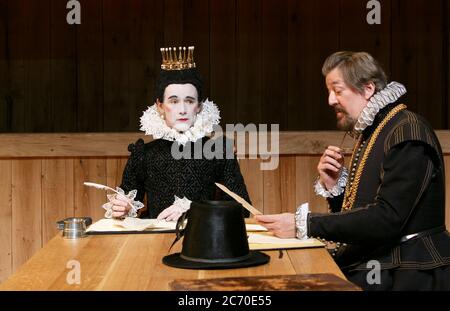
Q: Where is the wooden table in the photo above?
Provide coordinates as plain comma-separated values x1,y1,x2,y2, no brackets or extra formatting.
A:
0,233,347,291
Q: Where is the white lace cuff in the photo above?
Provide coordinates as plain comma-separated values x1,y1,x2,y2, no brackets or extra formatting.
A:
172,196,192,213
313,167,348,198
102,187,145,218
295,203,309,240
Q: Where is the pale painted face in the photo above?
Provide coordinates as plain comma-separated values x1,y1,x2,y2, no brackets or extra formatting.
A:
158,84,201,132
325,68,375,131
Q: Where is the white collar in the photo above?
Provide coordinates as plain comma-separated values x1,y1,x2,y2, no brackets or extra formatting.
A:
353,81,407,134
139,99,221,145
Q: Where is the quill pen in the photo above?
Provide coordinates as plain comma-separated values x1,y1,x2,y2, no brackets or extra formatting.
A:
83,182,134,209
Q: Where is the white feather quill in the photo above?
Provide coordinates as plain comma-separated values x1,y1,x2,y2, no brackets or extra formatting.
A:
83,182,134,210
83,182,119,194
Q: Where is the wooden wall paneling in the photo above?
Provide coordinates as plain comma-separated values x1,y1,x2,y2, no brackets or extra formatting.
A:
183,0,211,97
76,0,104,131
339,0,392,75
391,0,418,116
42,159,73,244
295,155,328,214
0,160,12,282
236,0,262,125
65,159,75,218
279,156,297,213
164,0,184,45
128,0,164,132
261,0,288,130
287,0,340,130
49,0,77,132
5,1,27,132
447,0,450,129
0,1,10,132
25,0,51,132
262,159,282,215
238,158,264,212
12,159,42,272
445,157,450,229
103,0,131,132
210,0,237,126
415,0,445,128
74,158,107,222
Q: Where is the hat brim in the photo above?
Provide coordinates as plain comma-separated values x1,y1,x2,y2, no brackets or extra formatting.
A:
162,251,270,270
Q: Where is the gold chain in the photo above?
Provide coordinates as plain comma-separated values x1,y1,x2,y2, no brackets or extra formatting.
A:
341,104,407,211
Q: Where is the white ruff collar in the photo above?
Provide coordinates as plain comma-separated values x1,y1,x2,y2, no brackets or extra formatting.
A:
139,99,221,145
353,81,406,134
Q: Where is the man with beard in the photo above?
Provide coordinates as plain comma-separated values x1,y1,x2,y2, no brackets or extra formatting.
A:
256,51,450,290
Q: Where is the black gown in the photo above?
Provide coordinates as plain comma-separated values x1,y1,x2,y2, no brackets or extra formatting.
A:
120,136,251,218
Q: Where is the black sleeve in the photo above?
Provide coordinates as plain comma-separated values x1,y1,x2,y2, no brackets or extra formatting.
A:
327,193,344,213
215,139,252,217
120,139,146,203
308,141,435,244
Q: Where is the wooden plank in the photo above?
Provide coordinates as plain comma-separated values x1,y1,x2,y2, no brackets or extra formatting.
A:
42,159,71,244
4,1,27,132
339,0,391,74
261,0,288,130
0,1,10,132
74,158,107,222
295,155,329,214
103,0,131,132
448,0,450,129
76,0,104,131
183,0,210,97
0,160,12,283
279,156,297,213
163,0,183,45
24,0,51,132
210,0,236,125
415,0,445,128
287,248,346,280
445,157,450,230
128,0,164,132
12,159,42,272
263,162,282,215
287,0,340,130
236,0,262,125
238,158,264,212
391,0,419,114
65,159,75,218
49,0,77,131
4,131,450,157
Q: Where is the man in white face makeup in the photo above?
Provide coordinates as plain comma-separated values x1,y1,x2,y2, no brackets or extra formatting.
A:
103,46,251,222
158,83,201,133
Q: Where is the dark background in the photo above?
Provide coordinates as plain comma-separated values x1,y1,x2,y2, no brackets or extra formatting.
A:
0,0,448,132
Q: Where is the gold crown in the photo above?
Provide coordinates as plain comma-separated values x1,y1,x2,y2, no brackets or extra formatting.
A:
160,46,196,70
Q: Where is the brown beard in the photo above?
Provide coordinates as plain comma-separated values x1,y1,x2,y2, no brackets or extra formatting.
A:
336,112,357,131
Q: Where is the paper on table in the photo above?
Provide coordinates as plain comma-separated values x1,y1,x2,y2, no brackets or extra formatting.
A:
245,224,268,232
86,218,176,233
248,232,325,250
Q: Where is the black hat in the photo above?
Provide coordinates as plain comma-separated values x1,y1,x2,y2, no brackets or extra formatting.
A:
162,200,270,269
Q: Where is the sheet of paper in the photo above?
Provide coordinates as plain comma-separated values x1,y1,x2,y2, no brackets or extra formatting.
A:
248,232,324,250
245,224,268,232
86,218,176,232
